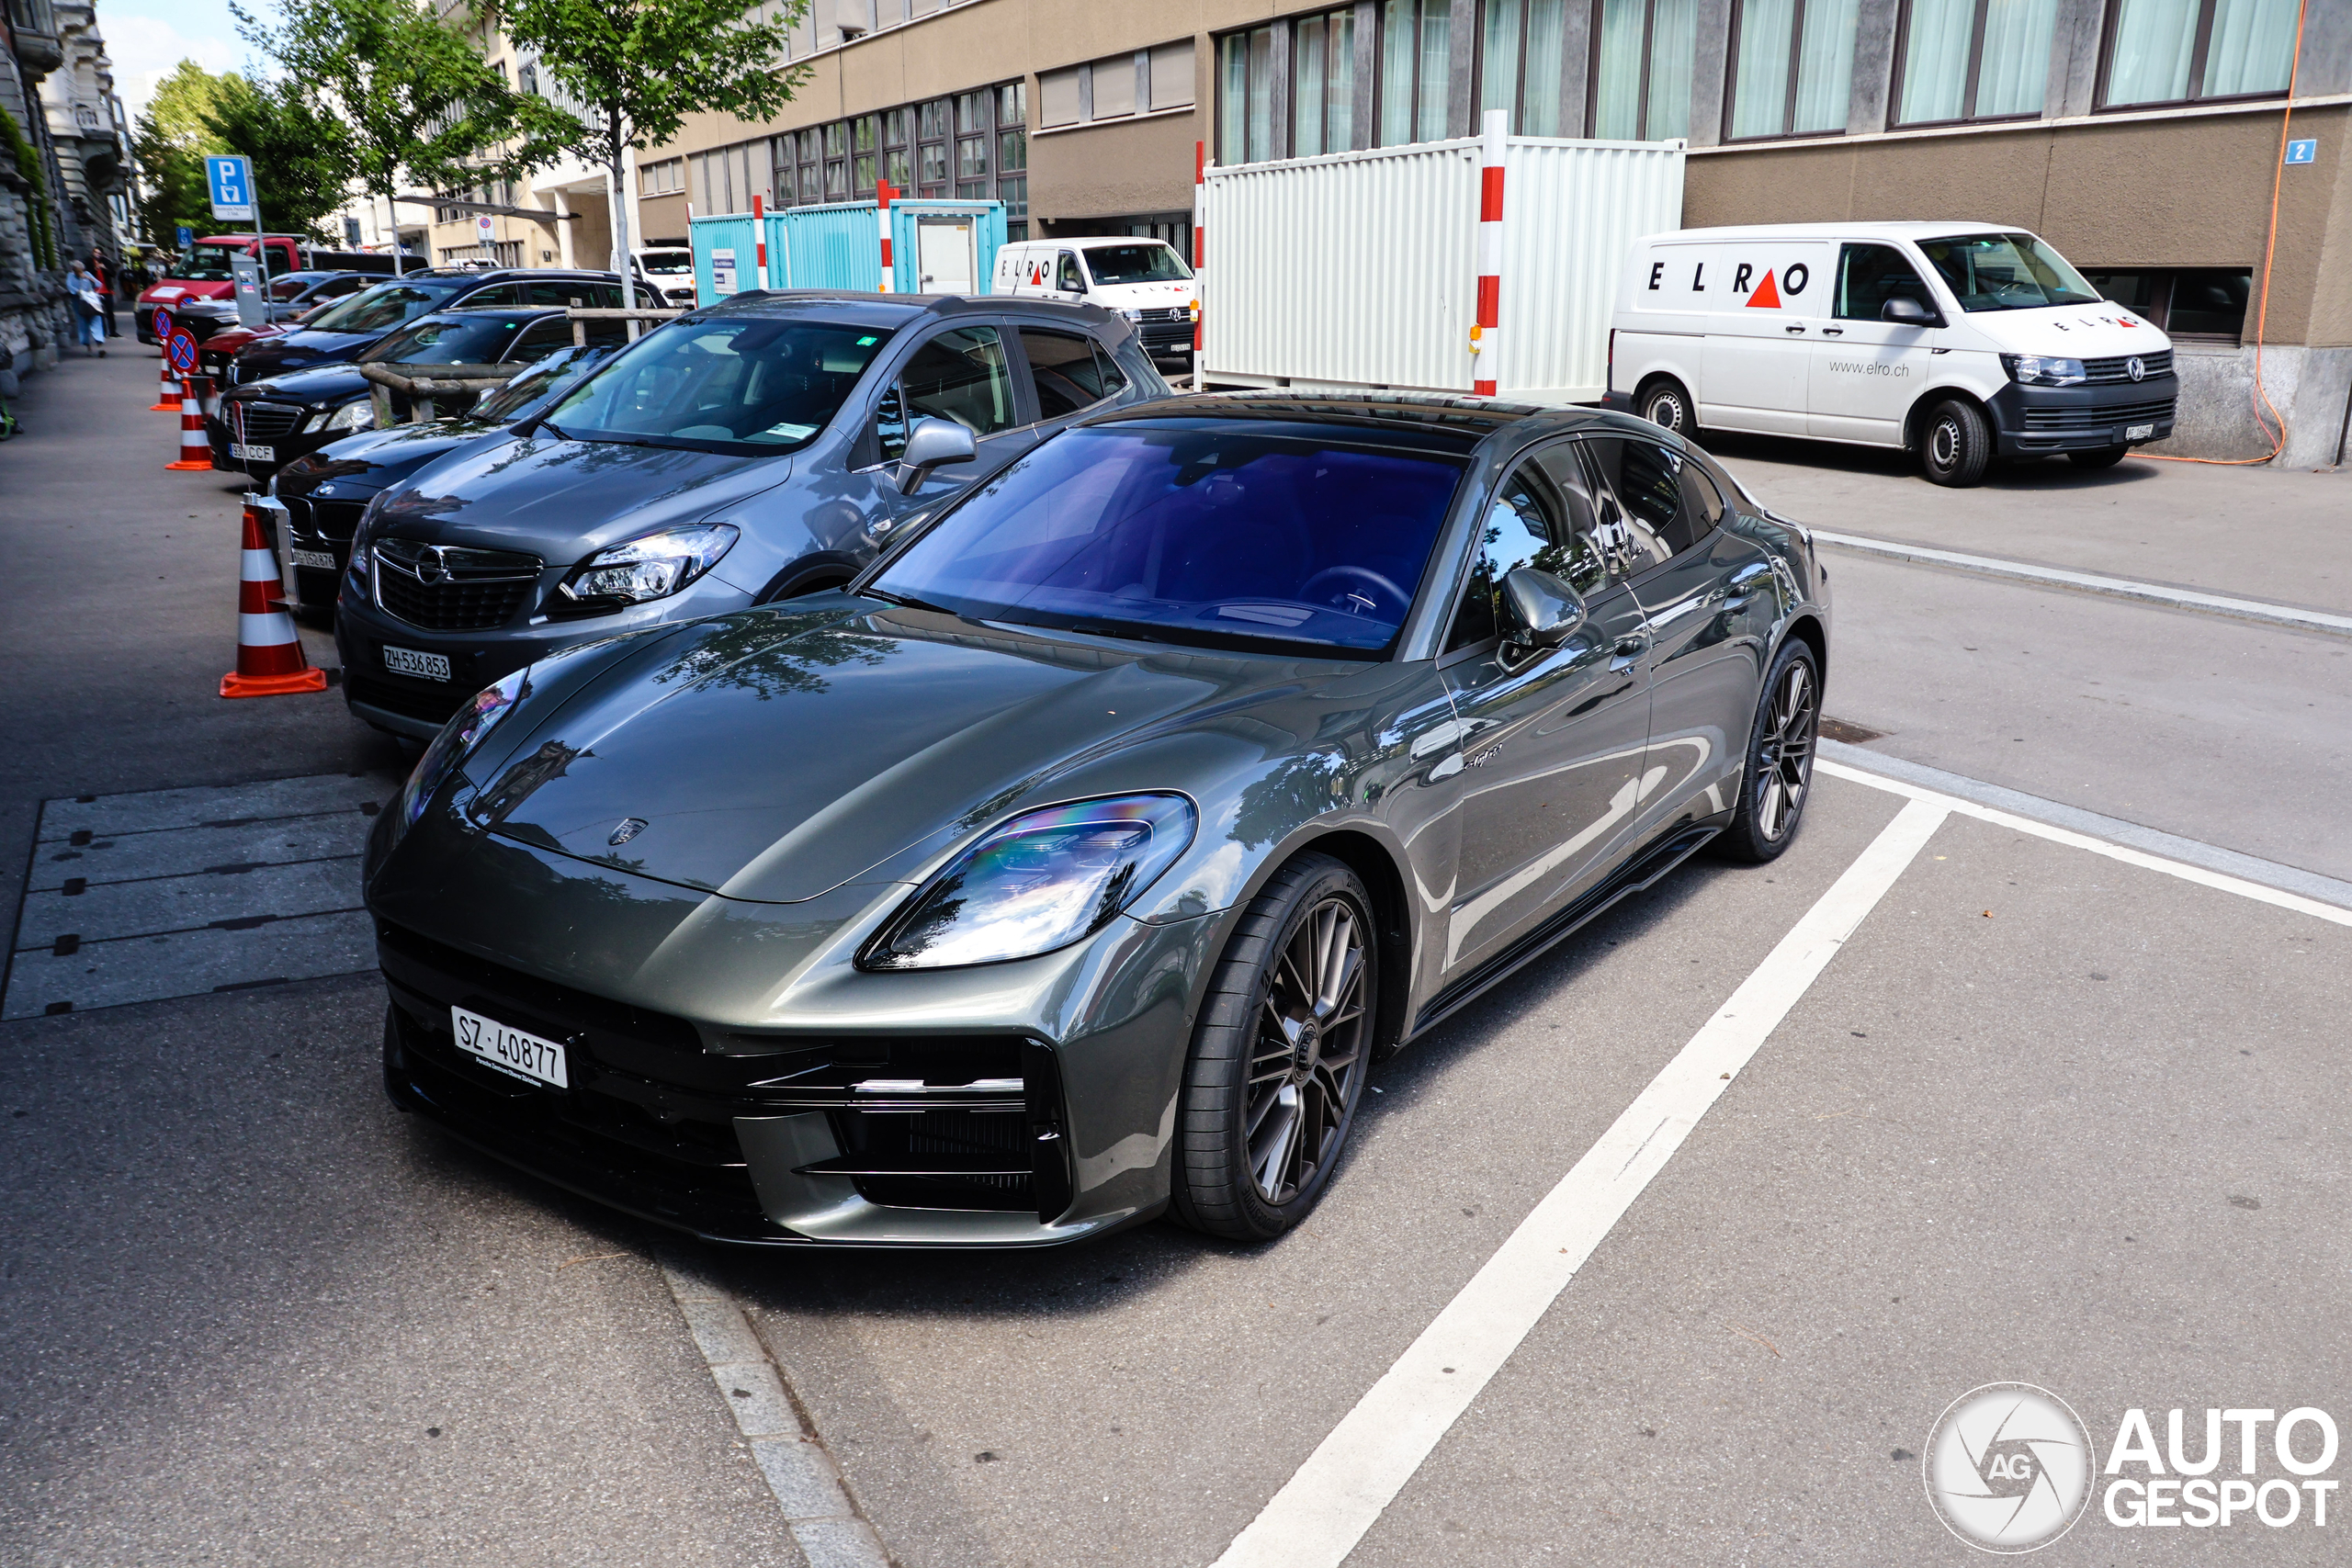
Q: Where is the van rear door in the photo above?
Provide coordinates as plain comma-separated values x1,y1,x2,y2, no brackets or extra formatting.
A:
1688,242,1834,434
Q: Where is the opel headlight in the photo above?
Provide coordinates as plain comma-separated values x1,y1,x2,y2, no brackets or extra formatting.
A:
2001,354,2086,387
862,795,1197,970
400,668,528,828
558,523,739,607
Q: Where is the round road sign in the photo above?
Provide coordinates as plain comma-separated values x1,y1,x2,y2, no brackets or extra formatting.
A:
167,330,199,373
152,305,175,341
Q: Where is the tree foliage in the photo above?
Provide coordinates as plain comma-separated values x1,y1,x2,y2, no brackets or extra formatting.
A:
232,0,574,269
501,0,806,266
131,62,346,244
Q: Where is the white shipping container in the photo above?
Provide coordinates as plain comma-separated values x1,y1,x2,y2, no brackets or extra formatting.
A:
1202,135,1684,403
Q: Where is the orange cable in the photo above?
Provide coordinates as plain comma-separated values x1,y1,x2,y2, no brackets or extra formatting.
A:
2144,0,2307,466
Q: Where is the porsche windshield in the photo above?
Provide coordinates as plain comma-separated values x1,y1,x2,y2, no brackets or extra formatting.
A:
544,319,894,454
873,424,1465,654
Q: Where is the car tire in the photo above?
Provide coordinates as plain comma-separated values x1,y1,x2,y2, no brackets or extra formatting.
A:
1919,399,1992,487
1637,376,1697,438
1170,853,1377,1242
2068,445,2130,470
1718,637,1821,864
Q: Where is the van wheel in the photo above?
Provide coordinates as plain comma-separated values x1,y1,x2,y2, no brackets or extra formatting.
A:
1637,377,1695,437
2068,445,2130,470
1919,399,1992,487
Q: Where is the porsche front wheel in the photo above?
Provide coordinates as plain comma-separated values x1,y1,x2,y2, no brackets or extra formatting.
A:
1171,854,1375,1242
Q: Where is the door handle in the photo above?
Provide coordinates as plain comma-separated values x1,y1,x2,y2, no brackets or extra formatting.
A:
1820,326,1843,336
1610,634,1648,671
1783,323,1808,334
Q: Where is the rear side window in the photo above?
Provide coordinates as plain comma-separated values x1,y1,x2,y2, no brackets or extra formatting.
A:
1020,328,1118,419
1579,438,1712,574
877,326,1018,457
1835,244,1938,321
507,317,577,362
458,282,526,309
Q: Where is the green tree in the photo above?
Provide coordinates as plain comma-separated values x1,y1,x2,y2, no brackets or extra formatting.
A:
233,0,571,273
132,62,349,245
502,0,805,278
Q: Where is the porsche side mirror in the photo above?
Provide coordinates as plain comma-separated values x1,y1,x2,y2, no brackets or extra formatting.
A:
1882,296,1936,327
895,416,977,495
1500,568,1586,654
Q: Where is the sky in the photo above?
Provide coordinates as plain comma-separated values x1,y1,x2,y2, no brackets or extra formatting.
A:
99,0,261,121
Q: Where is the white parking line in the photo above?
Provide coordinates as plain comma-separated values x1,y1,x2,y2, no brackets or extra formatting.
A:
1210,798,1950,1568
1816,758,2352,929
1809,529,2352,637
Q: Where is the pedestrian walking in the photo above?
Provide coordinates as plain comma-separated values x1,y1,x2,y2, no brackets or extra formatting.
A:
65,261,107,357
93,252,120,334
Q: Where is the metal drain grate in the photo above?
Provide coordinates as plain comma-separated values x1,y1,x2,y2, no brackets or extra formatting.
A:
5,773,393,1020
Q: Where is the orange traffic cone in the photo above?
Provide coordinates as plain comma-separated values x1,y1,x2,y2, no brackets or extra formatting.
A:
220,502,328,698
164,381,211,470
151,351,181,412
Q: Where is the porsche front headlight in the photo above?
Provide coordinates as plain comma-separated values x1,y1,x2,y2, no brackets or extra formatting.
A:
400,668,528,827
862,795,1197,970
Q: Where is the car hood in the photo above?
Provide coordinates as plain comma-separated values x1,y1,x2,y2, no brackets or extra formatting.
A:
279,418,508,494
465,603,1328,904
225,364,369,406
373,433,797,564
1974,306,2171,359
235,330,381,376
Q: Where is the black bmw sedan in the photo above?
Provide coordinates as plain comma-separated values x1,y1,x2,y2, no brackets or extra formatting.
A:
365,392,1829,1248
215,306,630,481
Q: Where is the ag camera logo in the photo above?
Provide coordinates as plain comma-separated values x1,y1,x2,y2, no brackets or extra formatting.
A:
1924,1383,2094,1552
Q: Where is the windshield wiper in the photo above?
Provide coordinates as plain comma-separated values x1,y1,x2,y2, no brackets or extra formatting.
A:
862,586,960,616
532,416,571,441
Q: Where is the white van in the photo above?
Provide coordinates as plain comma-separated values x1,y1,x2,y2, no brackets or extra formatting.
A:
1604,222,2177,486
993,236,1197,373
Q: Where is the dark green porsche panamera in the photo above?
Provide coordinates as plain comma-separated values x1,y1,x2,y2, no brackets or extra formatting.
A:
366,392,1830,1247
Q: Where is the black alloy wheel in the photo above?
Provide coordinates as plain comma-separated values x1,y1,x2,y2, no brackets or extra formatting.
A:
2068,445,2130,470
1638,377,1695,436
1919,397,1992,487
1172,854,1376,1241
1720,638,1820,863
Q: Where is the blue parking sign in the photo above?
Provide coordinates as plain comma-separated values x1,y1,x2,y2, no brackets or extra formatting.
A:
175,224,194,250
2285,139,2316,165
207,154,254,221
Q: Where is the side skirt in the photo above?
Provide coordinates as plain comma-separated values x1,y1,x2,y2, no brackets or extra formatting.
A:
1407,815,1729,1041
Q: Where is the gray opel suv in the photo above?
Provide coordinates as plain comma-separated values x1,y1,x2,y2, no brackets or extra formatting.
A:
335,292,1168,738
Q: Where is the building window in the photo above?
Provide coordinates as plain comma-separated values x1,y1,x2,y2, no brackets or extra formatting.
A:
854,114,879,196
1894,0,2055,124
824,122,849,198
2078,265,2251,341
956,89,990,197
1479,0,1569,136
639,157,684,196
2100,0,2298,107
1379,0,1452,145
1591,0,1696,139
883,107,912,190
1218,26,1277,163
1295,7,1358,155
1725,0,1860,138
997,82,1027,235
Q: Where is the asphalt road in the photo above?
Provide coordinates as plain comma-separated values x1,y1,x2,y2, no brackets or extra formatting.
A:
3,355,2346,1567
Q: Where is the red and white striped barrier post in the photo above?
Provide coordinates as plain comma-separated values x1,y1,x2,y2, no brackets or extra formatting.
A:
151,333,181,412
752,193,768,291
1473,109,1506,398
220,498,328,697
876,180,895,293
1193,141,1206,391
164,380,211,470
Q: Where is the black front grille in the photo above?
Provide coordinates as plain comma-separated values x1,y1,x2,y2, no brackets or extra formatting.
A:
234,400,305,441
1135,306,1191,324
375,570,532,630
310,499,368,540
2083,351,2173,383
2022,396,2176,432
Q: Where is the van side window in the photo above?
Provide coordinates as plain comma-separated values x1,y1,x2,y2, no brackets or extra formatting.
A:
1057,252,1084,293
1019,327,1109,419
1578,438,1708,574
878,325,1017,458
1835,244,1937,321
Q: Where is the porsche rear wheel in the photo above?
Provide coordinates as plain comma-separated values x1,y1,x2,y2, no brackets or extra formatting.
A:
1170,854,1375,1242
